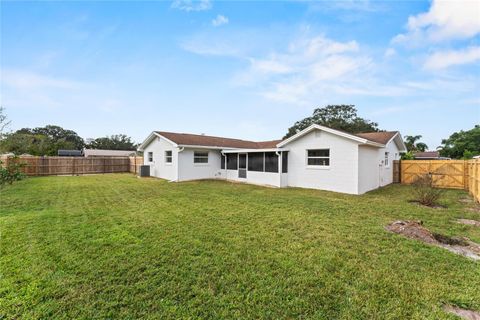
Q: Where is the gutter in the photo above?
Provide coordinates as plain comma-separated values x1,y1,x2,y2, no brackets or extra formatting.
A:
221,150,227,180
169,146,185,183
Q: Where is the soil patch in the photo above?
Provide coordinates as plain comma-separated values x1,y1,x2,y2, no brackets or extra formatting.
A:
386,220,480,261
408,200,446,209
457,219,480,227
460,198,474,204
444,305,480,320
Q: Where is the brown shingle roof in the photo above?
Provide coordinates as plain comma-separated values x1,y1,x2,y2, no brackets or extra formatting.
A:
355,131,398,144
155,131,281,149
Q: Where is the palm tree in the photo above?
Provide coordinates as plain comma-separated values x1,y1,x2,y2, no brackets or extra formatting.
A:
404,135,428,152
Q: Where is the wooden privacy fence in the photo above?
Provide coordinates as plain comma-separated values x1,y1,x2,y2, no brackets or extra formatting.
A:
396,159,480,202
0,156,143,176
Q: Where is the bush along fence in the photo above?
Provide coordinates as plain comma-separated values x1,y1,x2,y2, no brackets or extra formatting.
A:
394,159,480,202
0,156,143,176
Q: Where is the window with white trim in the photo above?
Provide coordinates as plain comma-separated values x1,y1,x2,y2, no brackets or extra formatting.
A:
385,152,389,167
194,151,209,164
165,150,172,163
148,152,153,162
307,149,330,166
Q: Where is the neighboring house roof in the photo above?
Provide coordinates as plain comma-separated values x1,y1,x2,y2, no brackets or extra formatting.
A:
355,131,399,145
58,149,83,157
83,149,136,157
414,151,440,159
154,131,281,149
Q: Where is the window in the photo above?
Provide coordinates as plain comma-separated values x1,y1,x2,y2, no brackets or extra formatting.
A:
385,152,389,167
148,152,153,162
248,153,264,171
194,151,209,164
227,153,238,169
282,151,288,173
264,152,278,173
165,150,172,163
307,149,330,166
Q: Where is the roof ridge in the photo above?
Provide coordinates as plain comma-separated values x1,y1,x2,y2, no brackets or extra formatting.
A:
155,131,281,144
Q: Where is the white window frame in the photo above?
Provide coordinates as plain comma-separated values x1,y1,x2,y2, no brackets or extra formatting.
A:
193,151,209,165
148,152,153,162
384,152,390,167
165,150,172,164
306,149,330,168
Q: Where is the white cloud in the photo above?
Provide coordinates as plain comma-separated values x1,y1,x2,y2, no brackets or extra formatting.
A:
232,35,374,103
424,46,480,70
393,0,480,44
1,69,81,89
171,0,211,12
384,47,396,58
212,14,228,27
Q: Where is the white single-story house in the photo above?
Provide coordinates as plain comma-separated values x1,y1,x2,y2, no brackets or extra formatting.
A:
138,124,407,195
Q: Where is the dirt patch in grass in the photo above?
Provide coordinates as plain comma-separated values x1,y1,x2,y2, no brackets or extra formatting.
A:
443,305,480,320
386,220,480,261
457,219,480,227
408,200,446,209
460,198,475,204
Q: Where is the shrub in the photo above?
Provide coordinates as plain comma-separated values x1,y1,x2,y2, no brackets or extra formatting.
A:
0,156,26,188
412,174,444,207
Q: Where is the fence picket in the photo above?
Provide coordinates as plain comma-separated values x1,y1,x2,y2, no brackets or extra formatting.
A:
0,156,143,176
395,159,480,202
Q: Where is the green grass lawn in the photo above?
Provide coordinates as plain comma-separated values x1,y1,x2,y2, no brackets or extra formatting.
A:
1,174,479,319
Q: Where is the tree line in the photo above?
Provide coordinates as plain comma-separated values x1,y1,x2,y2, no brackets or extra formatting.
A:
0,110,138,156
0,106,478,159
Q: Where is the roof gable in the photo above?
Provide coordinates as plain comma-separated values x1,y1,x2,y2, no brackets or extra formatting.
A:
277,124,386,148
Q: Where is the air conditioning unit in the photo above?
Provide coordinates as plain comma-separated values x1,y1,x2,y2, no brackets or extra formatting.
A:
139,165,150,177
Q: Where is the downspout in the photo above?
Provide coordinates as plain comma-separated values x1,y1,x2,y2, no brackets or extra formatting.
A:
170,146,184,182
276,150,282,188
221,151,227,180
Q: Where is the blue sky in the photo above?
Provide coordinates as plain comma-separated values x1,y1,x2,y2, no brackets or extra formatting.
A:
1,0,479,149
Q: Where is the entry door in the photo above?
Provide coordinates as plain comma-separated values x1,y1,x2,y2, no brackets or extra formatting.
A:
238,154,247,178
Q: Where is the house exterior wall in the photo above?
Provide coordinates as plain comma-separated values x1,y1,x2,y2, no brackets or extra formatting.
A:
143,137,177,181
225,169,280,187
285,129,359,194
357,139,401,194
358,145,381,194
177,148,223,181
380,139,401,186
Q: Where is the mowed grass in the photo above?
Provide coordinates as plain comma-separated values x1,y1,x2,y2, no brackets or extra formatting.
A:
1,174,479,319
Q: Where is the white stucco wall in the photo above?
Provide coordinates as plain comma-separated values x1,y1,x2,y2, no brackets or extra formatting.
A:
143,137,177,181
177,148,223,181
380,139,401,186
358,145,381,194
358,139,401,193
226,169,281,187
285,129,359,194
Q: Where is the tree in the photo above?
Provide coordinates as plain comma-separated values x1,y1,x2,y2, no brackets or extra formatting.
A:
86,134,137,150
439,125,480,159
0,106,11,138
283,105,379,139
0,125,84,156
404,135,428,152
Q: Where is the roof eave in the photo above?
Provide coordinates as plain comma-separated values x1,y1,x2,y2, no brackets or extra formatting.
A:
138,132,178,151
